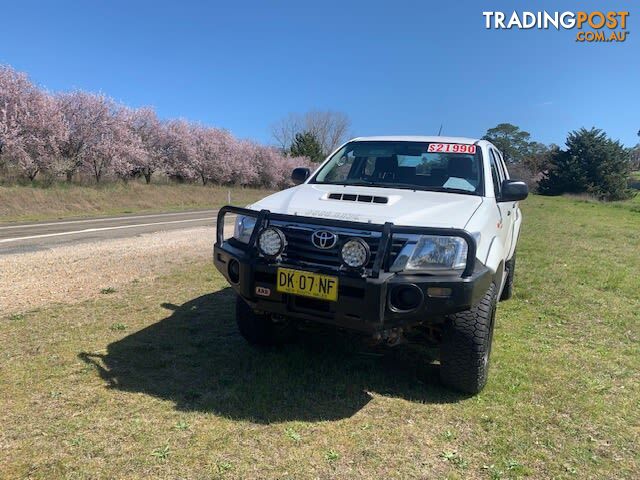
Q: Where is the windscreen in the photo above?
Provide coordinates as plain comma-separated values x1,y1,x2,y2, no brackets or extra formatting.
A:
311,141,483,195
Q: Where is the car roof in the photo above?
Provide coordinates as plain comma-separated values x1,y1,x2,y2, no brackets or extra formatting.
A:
349,135,481,145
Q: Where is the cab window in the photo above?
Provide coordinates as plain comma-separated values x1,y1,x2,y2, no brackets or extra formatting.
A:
489,149,504,198
494,149,509,181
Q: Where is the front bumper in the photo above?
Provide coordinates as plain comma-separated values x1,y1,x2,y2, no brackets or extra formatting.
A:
214,241,493,334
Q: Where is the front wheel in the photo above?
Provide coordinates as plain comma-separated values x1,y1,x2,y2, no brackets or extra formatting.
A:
439,283,497,394
235,295,295,346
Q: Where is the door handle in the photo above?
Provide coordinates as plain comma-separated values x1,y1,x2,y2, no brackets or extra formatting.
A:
507,211,511,216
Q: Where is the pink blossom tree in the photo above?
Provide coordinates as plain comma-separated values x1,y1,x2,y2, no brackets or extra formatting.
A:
163,119,196,182
94,113,144,183
231,140,261,186
250,144,311,189
189,125,235,185
56,91,139,183
122,107,170,183
0,65,67,181
1,63,313,188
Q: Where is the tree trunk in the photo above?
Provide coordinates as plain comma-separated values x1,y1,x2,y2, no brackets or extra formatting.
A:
144,170,152,184
66,170,74,182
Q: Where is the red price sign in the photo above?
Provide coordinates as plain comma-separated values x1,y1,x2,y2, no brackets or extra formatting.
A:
427,143,477,154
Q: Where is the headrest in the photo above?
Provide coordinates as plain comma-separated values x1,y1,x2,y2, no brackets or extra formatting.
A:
397,166,417,180
373,156,398,172
447,157,473,178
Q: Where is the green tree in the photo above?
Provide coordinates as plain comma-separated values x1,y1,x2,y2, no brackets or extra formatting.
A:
507,142,558,191
289,131,324,163
482,123,533,163
633,130,640,170
539,128,632,201
521,142,555,173
631,144,640,171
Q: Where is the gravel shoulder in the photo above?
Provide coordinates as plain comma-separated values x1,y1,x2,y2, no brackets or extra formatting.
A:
0,224,231,314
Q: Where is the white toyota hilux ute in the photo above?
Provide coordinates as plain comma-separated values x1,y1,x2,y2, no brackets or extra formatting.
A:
214,136,528,394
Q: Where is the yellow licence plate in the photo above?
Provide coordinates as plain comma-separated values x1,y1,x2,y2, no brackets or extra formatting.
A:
276,267,339,302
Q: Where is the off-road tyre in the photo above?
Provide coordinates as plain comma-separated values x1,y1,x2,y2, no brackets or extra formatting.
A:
500,251,516,301
235,295,295,346
439,283,497,394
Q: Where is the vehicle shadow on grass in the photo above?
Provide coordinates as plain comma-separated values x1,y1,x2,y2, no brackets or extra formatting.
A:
79,287,467,423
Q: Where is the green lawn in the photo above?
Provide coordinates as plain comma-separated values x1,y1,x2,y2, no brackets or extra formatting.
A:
1,195,638,479
0,183,274,223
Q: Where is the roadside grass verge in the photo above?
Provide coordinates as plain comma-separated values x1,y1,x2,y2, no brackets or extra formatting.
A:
0,182,274,223
1,195,638,478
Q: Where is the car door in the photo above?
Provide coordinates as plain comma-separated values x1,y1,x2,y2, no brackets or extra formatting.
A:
494,149,517,259
488,149,513,263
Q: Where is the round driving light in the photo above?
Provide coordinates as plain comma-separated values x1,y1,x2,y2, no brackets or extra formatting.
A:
257,227,286,257
340,238,370,269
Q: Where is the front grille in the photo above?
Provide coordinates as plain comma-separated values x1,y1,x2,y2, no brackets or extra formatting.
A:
275,224,406,270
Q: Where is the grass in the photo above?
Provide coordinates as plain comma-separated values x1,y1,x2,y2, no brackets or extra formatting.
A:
0,182,274,223
562,190,640,213
1,195,638,478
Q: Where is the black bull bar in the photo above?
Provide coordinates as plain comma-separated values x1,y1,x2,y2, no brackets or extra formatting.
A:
215,206,477,278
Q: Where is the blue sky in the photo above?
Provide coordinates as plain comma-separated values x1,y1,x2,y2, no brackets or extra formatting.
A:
2,0,638,146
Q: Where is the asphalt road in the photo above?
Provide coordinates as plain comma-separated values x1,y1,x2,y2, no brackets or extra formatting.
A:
0,209,221,255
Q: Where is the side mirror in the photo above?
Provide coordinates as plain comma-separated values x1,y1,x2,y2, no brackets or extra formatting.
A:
499,179,528,202
291,167,311,185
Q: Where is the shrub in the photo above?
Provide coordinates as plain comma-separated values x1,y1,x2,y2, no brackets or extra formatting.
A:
539,128,633,201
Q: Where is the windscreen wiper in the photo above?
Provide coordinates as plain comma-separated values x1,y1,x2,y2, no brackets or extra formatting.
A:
342,180,388,188
417,186,479,195
318,180,388,188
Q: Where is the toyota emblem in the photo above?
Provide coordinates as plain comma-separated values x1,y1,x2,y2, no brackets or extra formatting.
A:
312,230,338,249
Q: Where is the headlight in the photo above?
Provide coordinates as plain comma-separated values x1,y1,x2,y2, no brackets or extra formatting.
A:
340,238,370,269
257,227,286,257
392,235,474,272
233,215,256,243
